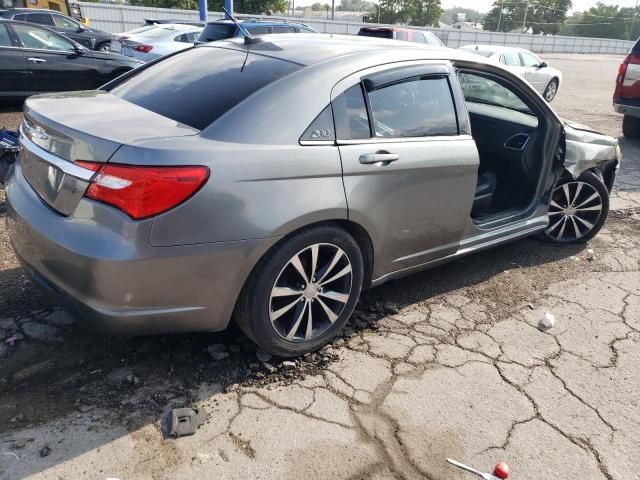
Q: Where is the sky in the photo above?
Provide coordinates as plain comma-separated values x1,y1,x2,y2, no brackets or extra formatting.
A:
296,0,638,13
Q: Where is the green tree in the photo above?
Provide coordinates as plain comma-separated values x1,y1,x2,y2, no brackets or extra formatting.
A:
483,0,572,34
377,0,442,26
572,3,639,40
129,0,288,15
339,0,375,11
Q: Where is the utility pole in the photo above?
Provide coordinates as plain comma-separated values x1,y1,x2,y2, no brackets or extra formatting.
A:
331,0,335,20
521,0,529,33
377,2,381,23
631,0,639,39
497,0,504,32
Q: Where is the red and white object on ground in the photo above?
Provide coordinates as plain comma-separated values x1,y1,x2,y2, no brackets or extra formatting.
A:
446,458,509,480
494,461,511,479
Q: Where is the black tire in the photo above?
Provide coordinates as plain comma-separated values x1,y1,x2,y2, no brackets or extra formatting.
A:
543,78,559,102
539,170,609,244
96,42,111,52
235,224,364,357
622,114,640,139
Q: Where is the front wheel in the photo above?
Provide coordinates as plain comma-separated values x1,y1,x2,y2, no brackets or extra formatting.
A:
543,79,559,102
235,225,364,357
541,171,609,244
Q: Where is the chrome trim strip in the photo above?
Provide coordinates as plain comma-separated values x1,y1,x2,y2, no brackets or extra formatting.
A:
299,140,335,146
337,135,474,146
19,124,96,182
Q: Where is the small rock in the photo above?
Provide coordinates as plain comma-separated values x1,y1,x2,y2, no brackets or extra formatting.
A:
39,446,51,457
21,322,63,344
43,310,74,326
281,361,296,370
107,367,134,386
10,413,24,424
539,311,556,331
249,363,260,371
13,438,31,449
210,351,229,361
527,303,535,310
263,362,276,373
384,302,400,314
256,350,272,363
332,338,345,347
207,344,227,354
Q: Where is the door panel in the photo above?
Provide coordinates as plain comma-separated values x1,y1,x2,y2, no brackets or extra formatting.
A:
0,25,30,96
340,139,479,277
12,23,100,93
332,64,479,279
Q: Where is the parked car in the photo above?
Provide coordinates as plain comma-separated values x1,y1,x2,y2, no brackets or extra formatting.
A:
117,24,203,61
196,18,315,43
613,37,640,138
143,18,205,27
0,8,113,51
6,34,619,357
357,26,444,46
459,44,562,102
0,19,142,98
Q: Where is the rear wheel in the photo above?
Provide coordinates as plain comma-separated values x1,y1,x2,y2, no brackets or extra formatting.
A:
543,78,558,102
622,114,640,139
541,171,609,244
235,225,364,357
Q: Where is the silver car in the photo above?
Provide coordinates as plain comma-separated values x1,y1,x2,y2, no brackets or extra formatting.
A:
118,24,203,61
460,44,563,102
6,34,619,356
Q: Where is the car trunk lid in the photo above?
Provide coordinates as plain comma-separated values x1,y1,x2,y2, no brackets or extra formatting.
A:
20,90,198,216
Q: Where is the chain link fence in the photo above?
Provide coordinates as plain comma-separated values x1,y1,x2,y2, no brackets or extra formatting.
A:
78,1,634,55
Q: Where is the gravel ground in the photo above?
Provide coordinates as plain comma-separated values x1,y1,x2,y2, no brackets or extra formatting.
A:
0,54,639,480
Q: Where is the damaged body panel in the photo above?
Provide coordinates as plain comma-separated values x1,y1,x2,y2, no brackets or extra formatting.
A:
563,120,620,180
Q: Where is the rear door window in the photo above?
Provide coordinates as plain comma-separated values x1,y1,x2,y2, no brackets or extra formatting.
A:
198,23,236,41
246,26,271,35
110,47,302,130
412,32,426,43
0,24,12,46
26,13,55,26
520,51,540,67
502,51,521,66
358,28,393,39
333,84,371,140
425,33,443,46
395,31,408,41
13,23,73,50
272,25,297,33
367,77,458,137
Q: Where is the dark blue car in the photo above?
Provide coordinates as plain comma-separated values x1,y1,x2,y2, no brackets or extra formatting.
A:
196,18,316,43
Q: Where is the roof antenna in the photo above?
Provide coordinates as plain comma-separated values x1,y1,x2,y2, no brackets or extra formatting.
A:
222,7,262,45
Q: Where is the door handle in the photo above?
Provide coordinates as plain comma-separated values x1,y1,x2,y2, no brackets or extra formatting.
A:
27,57,46,63
359,152,399,165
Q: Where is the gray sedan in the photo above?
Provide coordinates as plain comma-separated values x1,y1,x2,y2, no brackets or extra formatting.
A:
459,44,563,102
6,34,619,356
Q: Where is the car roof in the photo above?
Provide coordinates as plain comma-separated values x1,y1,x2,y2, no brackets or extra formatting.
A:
2,8,66,14
460,44,527,54
207,18,309,27
359,26,433,33
204,33,484,67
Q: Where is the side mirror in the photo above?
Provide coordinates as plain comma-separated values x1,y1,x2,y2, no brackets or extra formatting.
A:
73,44,85,55
77,24,87,32
539,61,548,68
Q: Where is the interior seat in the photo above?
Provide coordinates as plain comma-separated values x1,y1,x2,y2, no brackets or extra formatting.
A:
471,171,497,217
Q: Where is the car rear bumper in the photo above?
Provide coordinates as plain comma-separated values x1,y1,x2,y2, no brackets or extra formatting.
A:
613,99,640,118
5,162,267,335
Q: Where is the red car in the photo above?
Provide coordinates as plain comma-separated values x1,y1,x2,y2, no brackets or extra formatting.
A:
614,38,640,138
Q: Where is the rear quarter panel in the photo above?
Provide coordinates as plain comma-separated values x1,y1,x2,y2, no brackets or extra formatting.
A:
109,137,348,247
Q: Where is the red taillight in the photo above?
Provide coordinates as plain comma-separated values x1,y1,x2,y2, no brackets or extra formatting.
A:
614,62,628,101
77,162,209,220
132,44,153,53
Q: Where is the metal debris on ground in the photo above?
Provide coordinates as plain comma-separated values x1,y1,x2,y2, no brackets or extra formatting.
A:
446,458,503,480
539,311,556,331
166,408,208,438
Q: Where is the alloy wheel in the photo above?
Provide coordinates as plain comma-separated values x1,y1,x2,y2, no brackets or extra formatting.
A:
545,180,603,242
269,243,353,342
545,81,558,101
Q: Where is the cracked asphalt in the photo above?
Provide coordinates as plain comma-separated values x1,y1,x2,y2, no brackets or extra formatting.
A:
1,54,640,480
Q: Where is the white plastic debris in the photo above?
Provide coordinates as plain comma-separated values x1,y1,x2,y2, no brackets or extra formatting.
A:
539,311,556,330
